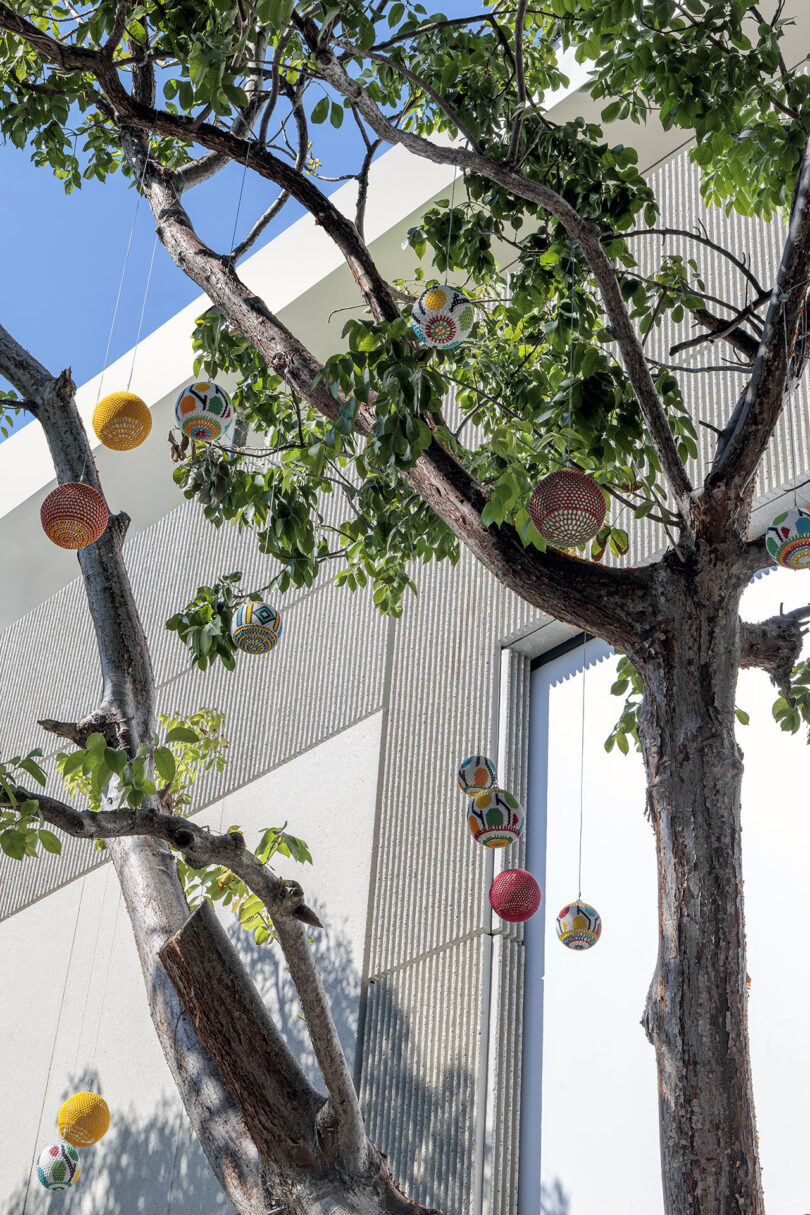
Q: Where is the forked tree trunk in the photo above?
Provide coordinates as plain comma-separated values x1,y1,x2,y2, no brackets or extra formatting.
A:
637,555,764,1215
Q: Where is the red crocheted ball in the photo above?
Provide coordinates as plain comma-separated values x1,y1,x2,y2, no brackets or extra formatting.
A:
529,470,606,549
489,869,542,923
41,482,108,550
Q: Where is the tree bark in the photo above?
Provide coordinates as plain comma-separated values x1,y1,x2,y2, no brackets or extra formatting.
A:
636,554,764,1215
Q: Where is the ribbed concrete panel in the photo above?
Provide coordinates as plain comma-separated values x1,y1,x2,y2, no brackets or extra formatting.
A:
361,934,486,1213
366,549,541,981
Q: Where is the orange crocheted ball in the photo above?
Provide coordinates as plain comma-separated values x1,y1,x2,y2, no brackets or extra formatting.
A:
40,483,108,550
93,391,151,451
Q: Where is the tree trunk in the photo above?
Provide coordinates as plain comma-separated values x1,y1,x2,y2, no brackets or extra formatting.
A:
637,555,763,1215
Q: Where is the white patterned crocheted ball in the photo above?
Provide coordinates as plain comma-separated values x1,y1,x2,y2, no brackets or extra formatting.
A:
175,380,234,441
411,285,475,350
765,507,810,569
457,754,497,795
556,901,602,950
468,787,524,848
36,1143,81,1190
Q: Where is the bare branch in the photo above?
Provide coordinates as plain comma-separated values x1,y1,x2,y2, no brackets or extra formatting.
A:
611,226,768,298
506,0,529,162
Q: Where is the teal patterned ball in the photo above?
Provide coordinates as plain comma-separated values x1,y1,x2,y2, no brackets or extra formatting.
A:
175,380,234,441
765,507,810,569
457,754,497,795
231,602,282,654
411,285,475,349
37,1143,81,1190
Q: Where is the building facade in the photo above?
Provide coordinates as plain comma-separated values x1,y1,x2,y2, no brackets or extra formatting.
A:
2,29,810,1214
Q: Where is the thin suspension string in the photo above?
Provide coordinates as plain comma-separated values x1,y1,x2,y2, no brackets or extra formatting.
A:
444,162,458,280
212,143,252,373
96,123,156,406
91,880,123,1064
127,231,159,391
577,631,588,902
72,860,113,1082
565,248,576,469
22,877,87,1215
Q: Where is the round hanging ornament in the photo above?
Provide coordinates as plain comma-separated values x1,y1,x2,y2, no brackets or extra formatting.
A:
36,1143,81,1191
41,483,108,550
175,380,234,442
457,754,497,796
556,900,602,950
468,788,524,848
489,869,541,923
529,470,606,549
231,602,282,654
58,1091,110,1146
92,391,151,451
765,507,810,569
411,285,475,350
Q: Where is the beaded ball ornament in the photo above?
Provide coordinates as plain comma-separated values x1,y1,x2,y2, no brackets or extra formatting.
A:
36,1143,81,1191
41,483,108,550
765,507,810,569
92,391,152,451
411,285,475,350
529,470,606,549
175,380,234,441
556,900,602,950
489,869,542,923
58,1091,110,1146
231,602,283,654
468,788,524,848
457,754,497,796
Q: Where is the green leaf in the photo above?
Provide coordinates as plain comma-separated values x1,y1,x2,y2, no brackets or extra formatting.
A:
86,732,106,751
38,829,62,855
311,97,329,125
154,747,177,783
165,726,201,744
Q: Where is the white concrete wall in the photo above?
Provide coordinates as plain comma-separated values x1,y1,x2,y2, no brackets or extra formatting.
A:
525,568,810,1215
0,710,383,1214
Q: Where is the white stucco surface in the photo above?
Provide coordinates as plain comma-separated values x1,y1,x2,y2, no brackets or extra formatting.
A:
0,709,383,1213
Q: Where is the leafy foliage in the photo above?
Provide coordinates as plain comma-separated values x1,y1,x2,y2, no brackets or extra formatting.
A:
178,823,312,947
0,747,52,860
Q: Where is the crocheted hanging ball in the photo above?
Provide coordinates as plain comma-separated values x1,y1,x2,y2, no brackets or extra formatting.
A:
489,869,542,923
57,1091,110,1146
556,900,602,950
41,483,108,550
92,391,151,451
765,507,810,569
468,788,524,849
457,754,498,796
411,285,475,350
175,380,234,441
231,602,283,654
529,470,606,549
36,1143,81,1191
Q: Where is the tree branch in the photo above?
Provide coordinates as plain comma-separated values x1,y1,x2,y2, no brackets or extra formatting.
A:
709,134,810,499
740,606,810,699
669,303,766,362
506,0,529,162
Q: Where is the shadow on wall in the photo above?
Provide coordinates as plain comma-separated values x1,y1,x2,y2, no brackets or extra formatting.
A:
5,1065,236,1215
541,1178,571,1215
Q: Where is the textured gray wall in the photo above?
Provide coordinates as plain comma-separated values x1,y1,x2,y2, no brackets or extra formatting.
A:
1,145,806,1215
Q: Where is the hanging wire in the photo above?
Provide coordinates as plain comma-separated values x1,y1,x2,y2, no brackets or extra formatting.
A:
564,247,576,469
211,142,253,373
127,231,159,392
91,882,123,1064
21,877,87,1215
443,162,459,281
577,631,588,902
96,123,157,406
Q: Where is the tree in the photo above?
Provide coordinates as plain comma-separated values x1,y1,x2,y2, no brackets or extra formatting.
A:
0,1,809,1212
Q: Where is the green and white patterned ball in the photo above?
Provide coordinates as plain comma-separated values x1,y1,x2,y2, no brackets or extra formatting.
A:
457,754,497,795
468,787,524,848
765,507,810,569
411,285,475,350
175,380,234,441
37,1142,81,1191
231,601,282,654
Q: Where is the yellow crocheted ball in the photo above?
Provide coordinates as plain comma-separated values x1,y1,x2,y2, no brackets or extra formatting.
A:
57,1092,110,1146
92,392,151,451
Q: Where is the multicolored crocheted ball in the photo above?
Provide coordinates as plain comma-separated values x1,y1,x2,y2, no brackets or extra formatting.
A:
489,869,541,922
529,470,606,549
556,900,602,950
411,285,475,350
458,754,497,795
231,602,282,654
92,391,151,451
468,788,524,848
175,380,234,441
765,507,810,569
41,483,108,550
58,1091,110,1146
36,1143,81,1191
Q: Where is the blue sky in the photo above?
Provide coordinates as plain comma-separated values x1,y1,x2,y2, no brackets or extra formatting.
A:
0,108,367,438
